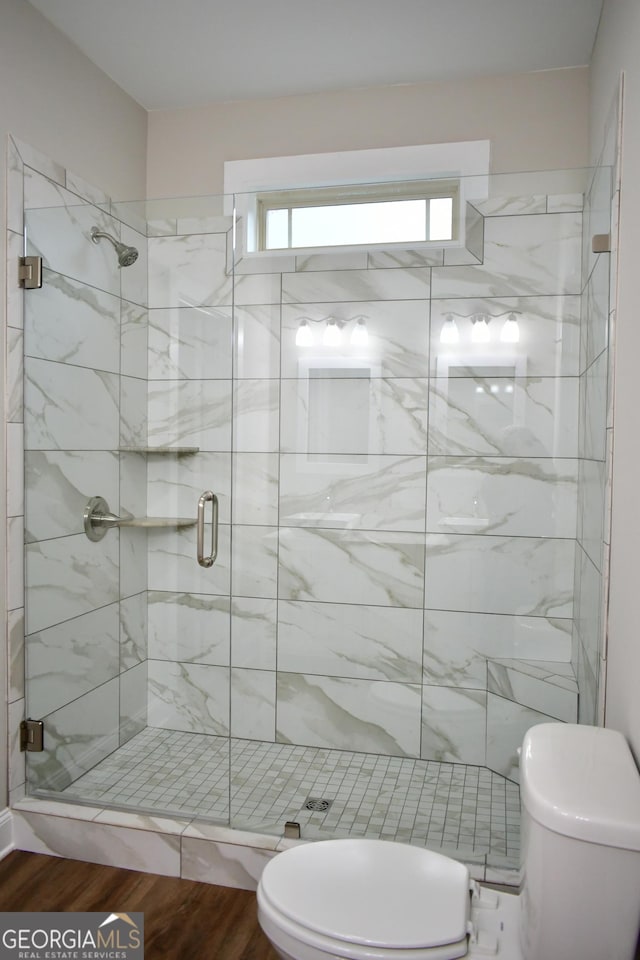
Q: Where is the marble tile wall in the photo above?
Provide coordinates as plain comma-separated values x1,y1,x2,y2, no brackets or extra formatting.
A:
145,187,586,788
5,137,149,795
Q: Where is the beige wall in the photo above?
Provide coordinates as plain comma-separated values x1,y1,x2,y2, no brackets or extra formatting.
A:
590,0,640,760
0,0,148,806
147,67,589,198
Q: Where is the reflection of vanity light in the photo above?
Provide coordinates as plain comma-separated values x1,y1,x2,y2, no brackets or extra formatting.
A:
350,319,369,346
505,384,514,393
440,314,460,344
500,312,520,343
471,315,491,343
295,320,314,346
475,385,485,394
490,384,500,393
323,319,342,346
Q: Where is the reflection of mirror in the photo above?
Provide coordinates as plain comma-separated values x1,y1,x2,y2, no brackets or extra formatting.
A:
436,352,527,430
296,357,382,470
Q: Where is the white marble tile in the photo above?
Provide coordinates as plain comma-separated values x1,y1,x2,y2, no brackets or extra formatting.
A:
148,306,232,379
27,603,119,717
8,608,25,702
420,687,487,764
120,592,148,667
295,251,369,272
279,527,425,607
148,233,231,308
120,375,148,449
233,453,279,526
367,248,444,269
423,610,572,689
470,196,546,217
577,458,606,572
25,270,121,372
8,516,25,612
431,213,582,298
573,545,602,677
147,450,231,523
176,214,232,235
26,531,119,634
17,139,65,185
7,422,24,517
280,452,426,531
277,673,421,757
487,661,577,722
148,591,230,665
581,250,609,374
13,798,103,821
148,379,232,450
24,167,72,209
547,193,584,213
25,358,119,450
7,229,25,330
280,376,429,455
7,326,24,423
65,169,110,209
7,137,24,234
147,524,230,595
25,450,119,541
27,679,119,791
13,811,181,877
181,836,276,890
9,698,25,791
426,456,578,538
120,661,148,743
121,302,148,379
233,273,282,306
428,376,579,458
147,660,230,736
119,526,148,598
278,601,423,681
233,380,280,452
424,534,574,618
120,448,147,519
486,694,551,782
282,267,430,303
234,304,281,378
231,668,276,740
580,351,607,461
232,525,278,598
231,598,277,669
92,810,191,834
430,295,580,378
281,299,430,379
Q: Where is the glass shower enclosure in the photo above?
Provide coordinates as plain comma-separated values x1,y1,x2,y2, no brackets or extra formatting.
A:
19,163,612,878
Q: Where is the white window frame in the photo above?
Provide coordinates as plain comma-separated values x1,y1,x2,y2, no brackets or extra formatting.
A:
224,141,490,256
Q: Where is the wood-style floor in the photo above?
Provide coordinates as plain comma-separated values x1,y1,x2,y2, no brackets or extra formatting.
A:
0,851,279,959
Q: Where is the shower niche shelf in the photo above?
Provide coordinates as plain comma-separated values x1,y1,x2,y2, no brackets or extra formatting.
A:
119,446,200,455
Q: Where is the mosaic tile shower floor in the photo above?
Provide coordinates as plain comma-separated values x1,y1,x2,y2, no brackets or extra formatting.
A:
60,727,520,872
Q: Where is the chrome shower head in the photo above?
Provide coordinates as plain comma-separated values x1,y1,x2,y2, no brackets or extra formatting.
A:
90,227,139,268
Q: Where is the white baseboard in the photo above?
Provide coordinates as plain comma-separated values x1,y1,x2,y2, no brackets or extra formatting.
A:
0,808,14,860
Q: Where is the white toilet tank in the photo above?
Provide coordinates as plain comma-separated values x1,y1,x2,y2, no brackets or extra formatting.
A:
519,723,640,960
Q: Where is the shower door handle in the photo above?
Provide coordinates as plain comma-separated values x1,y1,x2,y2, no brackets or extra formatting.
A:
197,491,218,568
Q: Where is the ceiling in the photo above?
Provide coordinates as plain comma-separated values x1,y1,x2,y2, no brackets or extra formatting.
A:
27,0,603,111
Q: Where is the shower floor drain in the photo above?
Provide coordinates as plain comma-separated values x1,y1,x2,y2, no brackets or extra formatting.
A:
304,797,333,812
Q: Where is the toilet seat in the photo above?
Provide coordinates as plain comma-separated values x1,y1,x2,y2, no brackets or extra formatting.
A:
257,839,471,960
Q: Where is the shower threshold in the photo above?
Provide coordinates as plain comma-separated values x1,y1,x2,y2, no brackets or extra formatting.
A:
49,727,519,876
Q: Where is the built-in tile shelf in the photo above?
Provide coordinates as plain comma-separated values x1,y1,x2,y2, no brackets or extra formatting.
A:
119,446,200,455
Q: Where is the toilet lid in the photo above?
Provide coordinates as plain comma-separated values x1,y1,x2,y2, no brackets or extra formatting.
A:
260,839,470,950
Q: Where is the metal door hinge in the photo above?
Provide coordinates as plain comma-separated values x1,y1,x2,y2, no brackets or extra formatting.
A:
18,256,43,289
20,718,44,752
592,234,611,254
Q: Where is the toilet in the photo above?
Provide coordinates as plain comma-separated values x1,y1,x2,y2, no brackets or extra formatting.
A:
257,723,640,960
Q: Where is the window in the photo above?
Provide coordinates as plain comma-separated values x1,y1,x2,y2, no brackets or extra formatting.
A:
257,181,457,251
224,141,489,255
